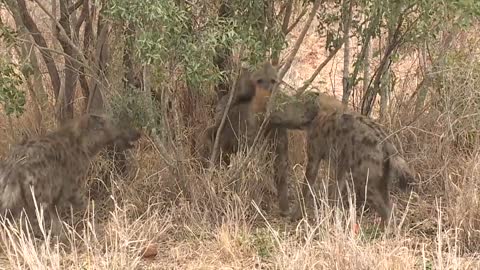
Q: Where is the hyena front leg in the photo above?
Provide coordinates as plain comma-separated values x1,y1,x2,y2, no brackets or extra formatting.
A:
68,191,87,213
272,128,289,217
46,205,67,243
291,146,322,222
199,126,217,168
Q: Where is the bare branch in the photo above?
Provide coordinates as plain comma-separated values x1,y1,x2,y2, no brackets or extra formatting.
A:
14,0,61,98
75,0,89,34
78,0,92,103
68,0,84,14
13,35,108,103
341,0,353,104
51,0,57,36
209,58,244,166
360,7,419,116
278,0,323,81
32,0,89,66
272,0,293,65
56,0,78,122
295,41,344,95
286,6,308,34
86,9,109,114
281,0,293,36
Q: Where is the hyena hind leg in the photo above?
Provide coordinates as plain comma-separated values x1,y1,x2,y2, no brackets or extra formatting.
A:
47,205,67,243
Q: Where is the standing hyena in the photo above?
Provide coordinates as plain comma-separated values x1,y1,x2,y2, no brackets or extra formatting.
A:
200,62,319,216
0,114,141,240
275,93,415,227
200,61,280,166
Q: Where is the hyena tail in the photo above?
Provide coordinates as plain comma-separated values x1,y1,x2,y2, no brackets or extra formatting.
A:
0,180,23,218
198,125,216,168
382,152,393,194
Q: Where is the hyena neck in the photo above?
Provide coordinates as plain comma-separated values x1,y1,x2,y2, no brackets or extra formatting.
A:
85,139,113,158
54,128,108,158
316,110,336,124
251,88,271,116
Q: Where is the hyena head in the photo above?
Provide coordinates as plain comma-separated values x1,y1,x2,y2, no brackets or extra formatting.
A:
317,93,346,115
251,62,278,93
70,114,141,156
250,62,279,114
268,91,319,130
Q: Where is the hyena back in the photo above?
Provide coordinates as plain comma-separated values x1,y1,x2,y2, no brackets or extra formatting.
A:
0,114,141,239
278,92,415,191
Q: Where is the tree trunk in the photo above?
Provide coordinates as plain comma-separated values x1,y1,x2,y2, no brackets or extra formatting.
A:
78,0,92,111
86,8,108,115
379,59,391,120
7,2,48,111
363,37,371,97
13,0,61,99
57,0,79,124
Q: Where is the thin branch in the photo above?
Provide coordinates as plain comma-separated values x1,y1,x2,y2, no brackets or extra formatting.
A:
238,1,324,172
286,6,308,34
32,0,89,67
51,0,57,36
86,7,109,114
341,0,353,104
14,0,61,98
295,41,344,95
68,0,83,14
208,59,244,166
15,37,97,78
272,0,293,66
57,0,78,122
361,6,419,116
75,0,89,34
278,0,323,81
281,0,293,35
276,1,289,18
78,0,91,103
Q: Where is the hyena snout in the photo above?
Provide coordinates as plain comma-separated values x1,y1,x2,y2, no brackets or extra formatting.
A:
302,98,320,125
111,127,142,151
269,92,319,129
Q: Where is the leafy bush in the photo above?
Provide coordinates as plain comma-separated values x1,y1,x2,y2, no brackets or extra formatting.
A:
0,60,25,117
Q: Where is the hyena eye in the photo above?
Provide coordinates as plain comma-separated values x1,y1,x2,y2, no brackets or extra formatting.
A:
270,79,277,84
256,79,264,85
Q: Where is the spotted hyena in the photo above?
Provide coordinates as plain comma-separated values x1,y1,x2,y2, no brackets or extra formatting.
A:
0,114,141,239
272,93,415,226
201,62,279,163
199,62,319,216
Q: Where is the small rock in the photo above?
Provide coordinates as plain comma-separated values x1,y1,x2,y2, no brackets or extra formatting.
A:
141,243,158,259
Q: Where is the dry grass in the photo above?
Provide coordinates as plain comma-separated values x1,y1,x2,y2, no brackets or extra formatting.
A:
1,106,480,270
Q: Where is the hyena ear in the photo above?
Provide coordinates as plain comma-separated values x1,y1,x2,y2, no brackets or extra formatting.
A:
76,114,105,131
76,115,91,130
